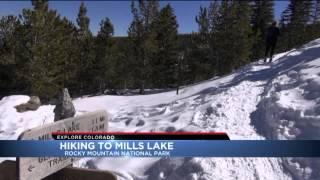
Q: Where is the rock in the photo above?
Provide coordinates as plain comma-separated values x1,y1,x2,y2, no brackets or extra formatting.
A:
54,88,75,121
29,96,41,105
15,96,41,112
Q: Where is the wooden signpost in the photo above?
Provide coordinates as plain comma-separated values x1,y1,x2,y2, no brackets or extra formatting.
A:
16,110,113,180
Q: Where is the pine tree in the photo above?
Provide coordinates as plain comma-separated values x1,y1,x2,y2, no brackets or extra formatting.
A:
234,1,253,68
251,0,274,60
31,0,47,10
24,1,56,100
186,1,220,83
76,2,95,95
215,1,234,74
313,0,320,23
215,1,253,74
315,0,320,37
107,39,133,92
310,0,320,39
59,18,80,95
150,4,179,88
114,37,136,91
196,6,210,37
94,18,114,93
77,2,90,37
128,9,145,91
207,0,220,68
128,0,159,94
208,0,220,34
17,0,78,102
283,0,313,49
187,6,211,82
278,6,291,52
0,15,22,95
0,15,20,68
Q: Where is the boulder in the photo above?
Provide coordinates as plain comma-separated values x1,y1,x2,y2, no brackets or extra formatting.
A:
29,96,41,105
54,88,75,121
15,96,41,113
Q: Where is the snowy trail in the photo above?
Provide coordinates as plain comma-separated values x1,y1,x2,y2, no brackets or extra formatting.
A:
75,66,291,179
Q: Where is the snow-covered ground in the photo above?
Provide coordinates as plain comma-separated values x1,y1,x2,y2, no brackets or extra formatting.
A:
1,39,320,179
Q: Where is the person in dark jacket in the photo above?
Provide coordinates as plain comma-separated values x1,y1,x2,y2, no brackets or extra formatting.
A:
264,21,280,63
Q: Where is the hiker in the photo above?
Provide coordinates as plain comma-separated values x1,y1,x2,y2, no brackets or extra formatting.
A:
264,21,280,63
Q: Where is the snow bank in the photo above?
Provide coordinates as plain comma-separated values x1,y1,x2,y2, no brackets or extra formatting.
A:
251,38,320,179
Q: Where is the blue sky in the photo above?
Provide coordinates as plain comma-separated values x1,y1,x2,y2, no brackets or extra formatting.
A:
0,1,289,36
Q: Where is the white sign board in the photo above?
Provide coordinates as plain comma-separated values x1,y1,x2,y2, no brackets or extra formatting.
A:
17,110,109,180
